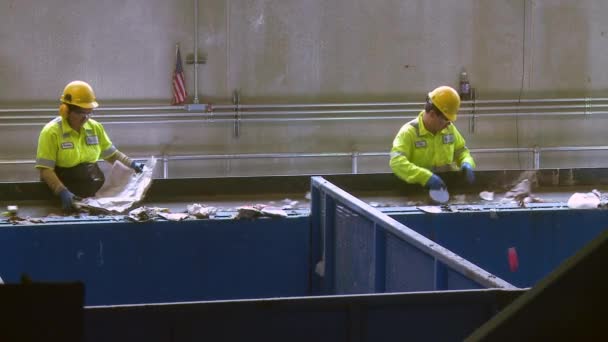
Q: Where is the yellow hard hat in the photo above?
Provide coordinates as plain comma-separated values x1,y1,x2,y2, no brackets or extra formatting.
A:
60,81,99,109
428,86,460,122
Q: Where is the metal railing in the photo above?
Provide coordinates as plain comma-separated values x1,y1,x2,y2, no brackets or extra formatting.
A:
2,96,608,127
2,145,608,179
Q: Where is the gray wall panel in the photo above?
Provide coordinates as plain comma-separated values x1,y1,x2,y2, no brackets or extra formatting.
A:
1,0,607,180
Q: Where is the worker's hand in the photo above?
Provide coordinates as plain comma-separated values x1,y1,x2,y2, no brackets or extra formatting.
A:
59,189,79,212
461,162,475,184
426,174,446,190
130,161,144,173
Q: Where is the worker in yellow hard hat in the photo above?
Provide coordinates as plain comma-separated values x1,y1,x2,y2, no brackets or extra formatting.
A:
390,85,476,191
35,80,144,212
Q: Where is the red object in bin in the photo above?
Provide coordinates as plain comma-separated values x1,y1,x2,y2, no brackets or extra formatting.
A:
508,247,519,272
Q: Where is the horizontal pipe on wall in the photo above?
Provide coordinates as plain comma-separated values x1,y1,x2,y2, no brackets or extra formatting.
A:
3,102,608,127
0,106,184,113
3,109,608,127
3,97,608,113
2,111,608,124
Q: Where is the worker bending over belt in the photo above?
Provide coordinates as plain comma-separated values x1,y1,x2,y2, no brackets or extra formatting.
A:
35,80,143,212
390,85,476,191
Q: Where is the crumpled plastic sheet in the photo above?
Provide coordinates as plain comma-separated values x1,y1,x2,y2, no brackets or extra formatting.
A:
187,203,217,218
77,157,156,214
126,206,169,222
567,190,602,209
234,204,288,219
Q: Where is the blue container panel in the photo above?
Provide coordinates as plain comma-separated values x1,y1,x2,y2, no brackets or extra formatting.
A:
334,204,376,294
0,218,310,306
385,235,434,292
327,200,487,295
391,209,608,288
446,267,485,290
384,234,483,292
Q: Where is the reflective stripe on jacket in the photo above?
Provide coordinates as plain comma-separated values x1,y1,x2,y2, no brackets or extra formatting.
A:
389,111,475,186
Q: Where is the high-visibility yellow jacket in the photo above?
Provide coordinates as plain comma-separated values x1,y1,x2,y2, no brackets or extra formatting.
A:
35,116,117,169
390,111,475,186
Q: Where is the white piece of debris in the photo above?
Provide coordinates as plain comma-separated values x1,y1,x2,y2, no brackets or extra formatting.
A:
7,205,18,215
479,191,494,201
567,190,601,209
158,212,190,221
418,206,443,214
187,203,217,218
281,198,299,210
260,206,288,218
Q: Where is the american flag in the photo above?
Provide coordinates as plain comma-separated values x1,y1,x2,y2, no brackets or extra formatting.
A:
172,46,187,104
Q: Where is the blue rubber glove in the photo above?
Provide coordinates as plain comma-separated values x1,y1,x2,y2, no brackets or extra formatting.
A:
425,174,446,190
461,162,475,184
59,189,77,212
130,161,144,173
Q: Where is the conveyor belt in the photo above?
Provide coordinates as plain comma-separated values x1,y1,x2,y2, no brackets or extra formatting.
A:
1,169,608,224
0,193,312,220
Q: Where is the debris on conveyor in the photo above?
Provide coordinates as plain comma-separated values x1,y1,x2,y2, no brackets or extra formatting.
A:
479,191,494,201
187,203,217,218
504,179,531,202
567,190,602,209
1,205,48,225
2,214,45,225
77,157,156,214
234,204,288,219
281,198,300,210
417,206,442,214
501,178,544,207
369,201,393,208
158,212,190,221
260,206,288,218
127,206,170,222
440,204,458,212
234,205,263,219
6,205,18,216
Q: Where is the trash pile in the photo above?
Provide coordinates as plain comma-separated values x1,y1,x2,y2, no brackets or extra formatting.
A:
499,178,544,207
126,204,218,222
233,204,288,219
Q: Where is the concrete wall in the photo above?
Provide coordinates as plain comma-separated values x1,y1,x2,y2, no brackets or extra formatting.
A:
1,0,608,181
